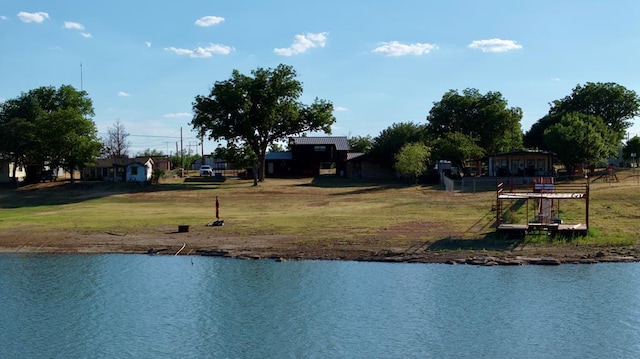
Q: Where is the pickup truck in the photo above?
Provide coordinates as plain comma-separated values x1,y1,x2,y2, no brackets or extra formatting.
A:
41,170,58,182
199,165,213,176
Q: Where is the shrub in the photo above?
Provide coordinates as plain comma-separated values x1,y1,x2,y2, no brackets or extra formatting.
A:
151,169,165,184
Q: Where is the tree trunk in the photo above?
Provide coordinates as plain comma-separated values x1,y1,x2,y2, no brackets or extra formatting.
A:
566,164,575,180
252,161,258,186
257,150,266,182
11,158,19,188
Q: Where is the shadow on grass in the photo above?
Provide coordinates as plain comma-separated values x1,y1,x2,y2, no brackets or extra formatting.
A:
305,175,400,187
183,176,226,183
427,233,526,252
425,230,594,254
0,179,223,209
297,175,442,196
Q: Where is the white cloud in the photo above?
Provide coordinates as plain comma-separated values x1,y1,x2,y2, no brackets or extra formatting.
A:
372,41,438,56
274,32,328,56
163,112,191,118
468,38,522,53
164,43,232,58
145,41,152,48
62,21,91,38
63,21,84,30
17,11,49,23
117,91,131,97
195,15,225,27
0,15,7,21
334,106,349,112
551,77,561,82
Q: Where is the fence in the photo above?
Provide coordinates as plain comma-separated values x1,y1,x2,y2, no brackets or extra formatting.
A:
443,176,542,195
441,173,456,195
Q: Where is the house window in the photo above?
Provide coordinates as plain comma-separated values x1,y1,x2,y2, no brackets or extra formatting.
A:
314,145,326,152
131,166,138,175
511,160,519,175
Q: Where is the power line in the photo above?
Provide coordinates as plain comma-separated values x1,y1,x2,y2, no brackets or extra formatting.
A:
97,132,199,140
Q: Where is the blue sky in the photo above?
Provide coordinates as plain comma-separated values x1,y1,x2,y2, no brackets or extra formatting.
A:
2,0,640,155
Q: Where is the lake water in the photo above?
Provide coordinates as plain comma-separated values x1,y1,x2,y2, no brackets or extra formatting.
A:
1,254,639,358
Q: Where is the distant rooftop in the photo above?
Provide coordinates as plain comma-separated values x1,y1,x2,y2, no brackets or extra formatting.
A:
493,149,556,156
265,151,293,160
289,136,351,151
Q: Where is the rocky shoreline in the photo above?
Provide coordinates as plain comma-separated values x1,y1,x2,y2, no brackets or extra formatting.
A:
2,231,639,266
191,247,640,266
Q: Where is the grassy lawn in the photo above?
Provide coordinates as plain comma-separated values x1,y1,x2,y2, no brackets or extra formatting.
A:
1,170,639,249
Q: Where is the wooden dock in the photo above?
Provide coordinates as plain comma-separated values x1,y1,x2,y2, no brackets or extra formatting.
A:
495,178,589,237
497,223,588,236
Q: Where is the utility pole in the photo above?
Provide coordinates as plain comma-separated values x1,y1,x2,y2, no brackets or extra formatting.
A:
175,141,179,173
180,127,184,175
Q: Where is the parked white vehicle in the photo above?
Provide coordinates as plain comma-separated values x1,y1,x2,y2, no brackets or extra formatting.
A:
200,165,213,176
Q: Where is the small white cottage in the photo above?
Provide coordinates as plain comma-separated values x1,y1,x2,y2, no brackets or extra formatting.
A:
126,158,154,182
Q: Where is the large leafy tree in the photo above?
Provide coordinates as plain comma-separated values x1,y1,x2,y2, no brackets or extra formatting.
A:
543,112,617,175
0,94,41,184
426,88,523,154
348,135,373,153
0,118,36,186
213,141,257,170
41,108,102,179
368,122,428,168
395,142,430,183
0,85,101,182
430,132,484,169
525,82,640,148
191,64,336,183
523,114,556,149
622,136,640,167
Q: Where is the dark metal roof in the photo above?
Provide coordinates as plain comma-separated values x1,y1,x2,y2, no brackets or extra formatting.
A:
492,150,556,156
265,151,293,160
289,136,352,151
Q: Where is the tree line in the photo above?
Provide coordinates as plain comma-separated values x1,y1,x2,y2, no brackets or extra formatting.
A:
191,64,640,182
3,64,640,185
0,85,102,183
361,82,640,180
0,86,200,184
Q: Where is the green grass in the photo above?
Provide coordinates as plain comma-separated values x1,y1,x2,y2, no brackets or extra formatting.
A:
1,173,639,248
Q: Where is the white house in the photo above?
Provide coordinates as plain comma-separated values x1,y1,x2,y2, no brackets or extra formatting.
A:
0,160,26,184
126,158,154,182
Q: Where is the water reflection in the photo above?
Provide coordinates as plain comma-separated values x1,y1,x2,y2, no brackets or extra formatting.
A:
0,254,639,358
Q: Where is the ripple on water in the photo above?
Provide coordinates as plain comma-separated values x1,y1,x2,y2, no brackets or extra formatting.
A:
0,255,639,358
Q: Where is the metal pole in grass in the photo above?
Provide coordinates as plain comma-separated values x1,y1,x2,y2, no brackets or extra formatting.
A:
211,196,224,226
632,153,637,185
216,196,220,221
